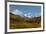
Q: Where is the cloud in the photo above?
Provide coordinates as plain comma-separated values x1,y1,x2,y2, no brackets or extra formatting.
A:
10,9,23,16
27,12,31,16
10,9,32,18
24,12,32,18
24,14,27,16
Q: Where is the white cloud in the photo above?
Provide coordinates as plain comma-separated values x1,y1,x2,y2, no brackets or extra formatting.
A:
10,9,32,18
24,13,32,18
10,9,23,16
24,14,27,17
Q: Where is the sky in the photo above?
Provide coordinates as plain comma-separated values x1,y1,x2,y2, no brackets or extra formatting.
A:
10,5,41,17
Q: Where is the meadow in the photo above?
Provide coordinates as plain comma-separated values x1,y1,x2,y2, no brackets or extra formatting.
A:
10,13,41,29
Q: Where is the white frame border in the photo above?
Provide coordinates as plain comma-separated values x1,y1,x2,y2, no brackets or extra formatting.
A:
7,2,43,32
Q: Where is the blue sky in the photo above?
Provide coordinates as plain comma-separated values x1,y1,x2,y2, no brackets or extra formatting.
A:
10,5,41,17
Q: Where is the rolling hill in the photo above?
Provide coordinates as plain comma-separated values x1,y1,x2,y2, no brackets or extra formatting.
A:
10,12,41,29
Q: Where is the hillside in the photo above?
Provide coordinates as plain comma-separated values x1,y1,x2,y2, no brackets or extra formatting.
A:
10,13,41,29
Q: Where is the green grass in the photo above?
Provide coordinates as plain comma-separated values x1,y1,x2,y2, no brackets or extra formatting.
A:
10,22,41,29
10,13,41,29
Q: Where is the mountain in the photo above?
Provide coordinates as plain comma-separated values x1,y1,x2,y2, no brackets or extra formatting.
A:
10,12,41,29
10,12,41,24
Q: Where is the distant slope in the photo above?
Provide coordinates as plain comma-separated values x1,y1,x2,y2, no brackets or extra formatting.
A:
10,12,24,23
10,12,41,24
10,12,41,29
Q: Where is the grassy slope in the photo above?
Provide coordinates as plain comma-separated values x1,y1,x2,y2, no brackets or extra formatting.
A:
10,13,41,29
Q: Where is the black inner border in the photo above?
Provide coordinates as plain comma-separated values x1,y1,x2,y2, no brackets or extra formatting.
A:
5,1,44,34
